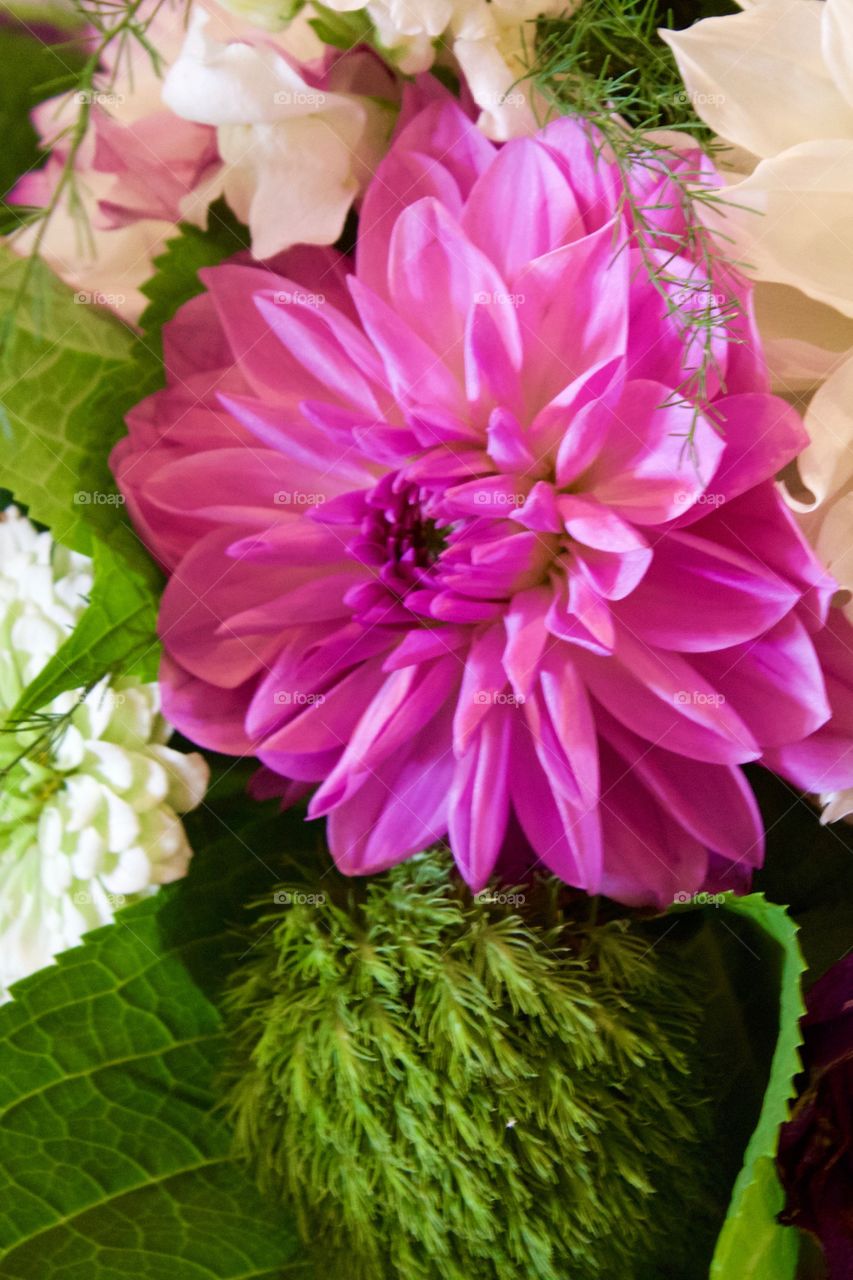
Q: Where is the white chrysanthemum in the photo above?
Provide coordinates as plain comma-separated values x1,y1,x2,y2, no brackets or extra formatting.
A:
0,508,208,997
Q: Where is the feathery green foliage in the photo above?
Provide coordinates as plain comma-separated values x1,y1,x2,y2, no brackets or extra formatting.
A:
223,850,718,1280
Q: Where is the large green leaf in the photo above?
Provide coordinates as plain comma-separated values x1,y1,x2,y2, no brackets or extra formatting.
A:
0,774,311,1280
662,893,806,1279
707,895,805,1278
0,247,140,553
0,247,165,710
0,198,251,716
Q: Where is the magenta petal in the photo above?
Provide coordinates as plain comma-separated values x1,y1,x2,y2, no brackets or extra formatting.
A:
255,657,388,755
312,658,458,813
464,301,523,414
701,393,808,510
513,220,629,409
513,481,562,533
559,495,648,552
598,710,764,870
509,724,601,891
580,379,726,524
357,99,494,299
576,630,761,764
219,393,372,485
159,655,259,755
349,277,467,417
694,615,830,748
614,531,800,652
486,406,537,473
765,610,853,792
449,712,512,890
255,291,387,415
454,624,508,753
325,703,455,874
546,576,613,655
573,543,653,601
388,198,515,367
596,735,712,908
502,586,551,700
461,137,583,282
535,649,600,812
159,529,290,688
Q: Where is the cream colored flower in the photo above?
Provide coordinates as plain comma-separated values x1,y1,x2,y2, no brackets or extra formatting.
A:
291,0,573,139
0,510,208,998
661,1,853,339
663,0,853,821
162,7,391,259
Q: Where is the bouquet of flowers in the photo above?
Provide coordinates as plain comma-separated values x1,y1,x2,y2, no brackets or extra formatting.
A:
0,0,851,1276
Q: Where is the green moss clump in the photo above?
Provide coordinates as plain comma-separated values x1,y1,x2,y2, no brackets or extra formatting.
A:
222,851,717,1279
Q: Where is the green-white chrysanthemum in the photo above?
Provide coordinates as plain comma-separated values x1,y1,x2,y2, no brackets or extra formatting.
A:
0,508,208,997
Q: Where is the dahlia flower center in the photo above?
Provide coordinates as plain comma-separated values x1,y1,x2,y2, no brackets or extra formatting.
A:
350,475,450,593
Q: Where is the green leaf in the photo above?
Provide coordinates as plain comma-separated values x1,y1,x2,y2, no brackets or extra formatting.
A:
0,246,137,552
0,777,311,1280
0,246,165,709
663,893,806,1280
139,199,249,356
708,895,805,1280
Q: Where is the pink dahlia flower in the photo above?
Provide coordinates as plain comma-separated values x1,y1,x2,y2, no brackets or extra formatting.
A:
113,98,853,906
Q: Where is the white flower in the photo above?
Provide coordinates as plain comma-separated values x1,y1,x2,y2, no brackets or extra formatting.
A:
661,3,853,600
162,8,390,259
286,0,573,139
660,1,853,351
662,1,853,824
0,509,208,998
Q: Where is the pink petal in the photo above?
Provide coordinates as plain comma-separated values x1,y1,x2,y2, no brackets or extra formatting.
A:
460,137,583,282
449,712,512,890
614,530,800,652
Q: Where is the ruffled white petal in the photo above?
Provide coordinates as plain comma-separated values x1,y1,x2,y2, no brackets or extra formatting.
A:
661,3,853,159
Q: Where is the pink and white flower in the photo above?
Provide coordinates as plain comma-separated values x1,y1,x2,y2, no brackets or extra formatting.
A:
9,0,394,318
